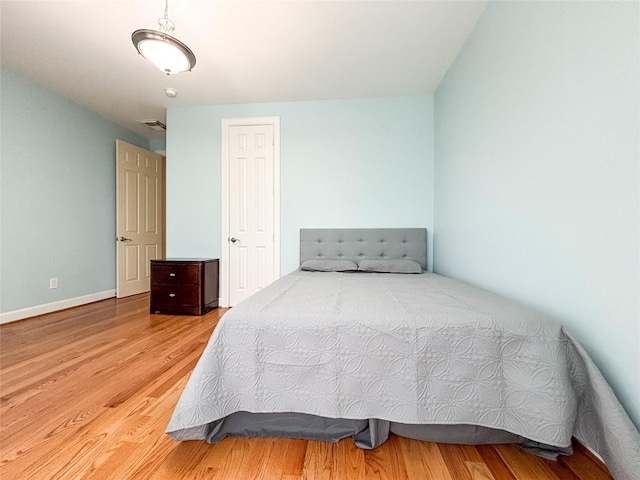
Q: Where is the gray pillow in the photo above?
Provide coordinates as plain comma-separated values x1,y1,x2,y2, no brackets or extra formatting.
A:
301,259,358,272
358,259,422,274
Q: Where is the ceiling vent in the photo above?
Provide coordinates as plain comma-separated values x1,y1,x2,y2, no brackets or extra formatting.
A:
137,119,166,131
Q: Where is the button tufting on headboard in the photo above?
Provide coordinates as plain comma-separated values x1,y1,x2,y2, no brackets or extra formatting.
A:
300,228,427,270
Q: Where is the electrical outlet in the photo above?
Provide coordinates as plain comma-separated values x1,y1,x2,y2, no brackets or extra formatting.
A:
49,278,58,289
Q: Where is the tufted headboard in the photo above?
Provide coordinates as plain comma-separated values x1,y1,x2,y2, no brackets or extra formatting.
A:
300,228,427,271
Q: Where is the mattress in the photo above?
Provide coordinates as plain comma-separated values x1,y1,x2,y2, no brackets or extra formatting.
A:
166,270,640,480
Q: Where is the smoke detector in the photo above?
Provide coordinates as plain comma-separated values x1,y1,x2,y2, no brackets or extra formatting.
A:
137,119,166,131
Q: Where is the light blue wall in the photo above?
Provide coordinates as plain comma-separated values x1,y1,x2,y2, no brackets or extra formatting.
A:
0,64,150,313
149,138,166,152
166,96,434,275
434,1,639,427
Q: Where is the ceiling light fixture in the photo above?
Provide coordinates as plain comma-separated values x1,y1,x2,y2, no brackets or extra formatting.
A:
132,0,196,75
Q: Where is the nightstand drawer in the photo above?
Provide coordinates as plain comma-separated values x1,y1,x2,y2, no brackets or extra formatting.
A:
150,258,219,316
151,264,200,285
151,285,199,306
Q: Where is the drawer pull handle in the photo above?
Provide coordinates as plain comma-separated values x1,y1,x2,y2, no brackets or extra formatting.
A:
169,293,176,297
169,273,176,277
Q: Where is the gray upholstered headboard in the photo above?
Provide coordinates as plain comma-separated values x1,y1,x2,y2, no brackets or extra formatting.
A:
300,228,428,271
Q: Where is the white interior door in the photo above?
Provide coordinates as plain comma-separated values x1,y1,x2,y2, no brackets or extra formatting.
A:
116,140,164,298
223,119,280,306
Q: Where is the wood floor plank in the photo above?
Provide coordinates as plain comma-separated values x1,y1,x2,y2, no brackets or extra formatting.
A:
397,435,434,479
81,440,141,480
276,438,309,478
438,443,489,480
399,436,468,480
465,460,497,480
0,293,615,480
474,445,517,480
332,438,366,480
188,437,241,480
303,440,334,480
418,439,455,480
363,435,409,480
556,440,613,480
495,444,562,480
544,458,582,480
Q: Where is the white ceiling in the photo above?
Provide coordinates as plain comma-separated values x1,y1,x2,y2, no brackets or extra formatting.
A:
0,1,488,139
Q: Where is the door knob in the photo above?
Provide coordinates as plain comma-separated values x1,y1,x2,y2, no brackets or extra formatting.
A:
230,237,239,243
118,236,132,242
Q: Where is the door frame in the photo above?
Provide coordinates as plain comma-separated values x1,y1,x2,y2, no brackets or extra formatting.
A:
221,117,281,307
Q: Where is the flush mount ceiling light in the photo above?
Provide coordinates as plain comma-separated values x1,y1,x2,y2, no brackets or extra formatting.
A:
132,0,196,75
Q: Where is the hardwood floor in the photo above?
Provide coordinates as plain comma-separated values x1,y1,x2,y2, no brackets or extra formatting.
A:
0,294,612,480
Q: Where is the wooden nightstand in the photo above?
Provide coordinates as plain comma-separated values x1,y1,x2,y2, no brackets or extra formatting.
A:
150,258,219,315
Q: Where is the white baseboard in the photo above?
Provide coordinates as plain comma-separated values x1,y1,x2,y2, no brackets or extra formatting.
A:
0,290,116,325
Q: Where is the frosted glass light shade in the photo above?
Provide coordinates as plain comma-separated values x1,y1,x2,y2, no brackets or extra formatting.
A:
132,29,196,75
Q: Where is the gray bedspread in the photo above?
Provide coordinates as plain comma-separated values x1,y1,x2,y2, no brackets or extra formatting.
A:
166,270,640,479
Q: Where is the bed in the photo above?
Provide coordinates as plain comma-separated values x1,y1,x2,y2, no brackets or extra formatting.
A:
166,228,640,480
